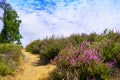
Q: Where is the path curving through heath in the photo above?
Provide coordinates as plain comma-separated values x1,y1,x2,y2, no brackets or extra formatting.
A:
2,49,56,80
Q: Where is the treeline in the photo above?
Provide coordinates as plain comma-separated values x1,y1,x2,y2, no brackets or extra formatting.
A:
26,29,120,80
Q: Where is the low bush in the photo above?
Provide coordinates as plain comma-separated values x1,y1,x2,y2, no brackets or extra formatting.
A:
94,30,120,66
0,61,11,75
97,39,120,66
40,37,68,62
68,34,84,46
25,40,41,54
0,43,23,76
50,41,113,80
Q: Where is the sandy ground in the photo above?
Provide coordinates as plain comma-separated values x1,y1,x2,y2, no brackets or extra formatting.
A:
1,50,56,80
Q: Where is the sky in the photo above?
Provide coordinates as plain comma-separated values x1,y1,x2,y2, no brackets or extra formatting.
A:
0,0,120,46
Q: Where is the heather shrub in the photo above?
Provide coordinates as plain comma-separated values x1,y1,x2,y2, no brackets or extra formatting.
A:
68,33,98,46
50,41,111,80
97,39,120,65
102,29,120,41
0,43,23,76
95,30,120,65
25,40,41,54
68,34,84,46
87,32,102,43
40,37,68,62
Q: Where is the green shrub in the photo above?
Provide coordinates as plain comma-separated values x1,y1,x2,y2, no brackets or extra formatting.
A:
0,61,11,75
40,37,67,62
68,33,101,46
97,39,120,65
50,41,111,80
25,40,41,54
87,32,102,43
93,30,120,65
0,43,23,76
0,44,23,64
68,34,84,46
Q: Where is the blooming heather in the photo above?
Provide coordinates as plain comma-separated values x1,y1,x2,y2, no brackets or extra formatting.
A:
52,41,111,80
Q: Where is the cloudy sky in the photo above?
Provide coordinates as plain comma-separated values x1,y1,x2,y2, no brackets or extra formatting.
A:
0,0,120,46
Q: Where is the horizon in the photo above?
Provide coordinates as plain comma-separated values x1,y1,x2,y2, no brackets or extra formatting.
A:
0,0,120,46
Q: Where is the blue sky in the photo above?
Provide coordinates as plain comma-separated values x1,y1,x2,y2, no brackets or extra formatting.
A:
0,0,120,46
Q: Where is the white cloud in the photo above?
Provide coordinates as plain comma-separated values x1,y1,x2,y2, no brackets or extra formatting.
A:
6,0,120,46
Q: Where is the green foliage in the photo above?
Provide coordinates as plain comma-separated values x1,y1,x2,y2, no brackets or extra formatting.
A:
87,32,102,42
24,29,120,80
0,43,23,63
49,70,62,80
103,29,120,41
94,30,120,65
0,3,22,44
40,36,67,62
68,34,84,46
0,61,11,75
0,43,23,76
68,32,101,46
26,36,68,62
26,40,41,53
50,42,110,80
98,40,119,62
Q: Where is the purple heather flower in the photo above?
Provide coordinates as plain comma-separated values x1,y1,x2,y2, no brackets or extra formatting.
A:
106,61,115,67
70,58,75,66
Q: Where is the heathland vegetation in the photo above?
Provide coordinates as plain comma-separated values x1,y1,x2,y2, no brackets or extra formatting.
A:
0,1,120,80
26,29,120,80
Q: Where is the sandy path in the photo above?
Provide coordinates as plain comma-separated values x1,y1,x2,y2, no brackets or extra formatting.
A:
2,49,56,80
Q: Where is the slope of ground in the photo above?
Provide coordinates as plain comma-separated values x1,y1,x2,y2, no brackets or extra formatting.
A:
1,49,120,80
1,49,56,80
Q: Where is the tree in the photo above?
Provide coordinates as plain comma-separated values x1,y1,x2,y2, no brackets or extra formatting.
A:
0,3,22,44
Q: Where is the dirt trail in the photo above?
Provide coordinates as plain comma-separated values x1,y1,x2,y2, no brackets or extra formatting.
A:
2,49,56,80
